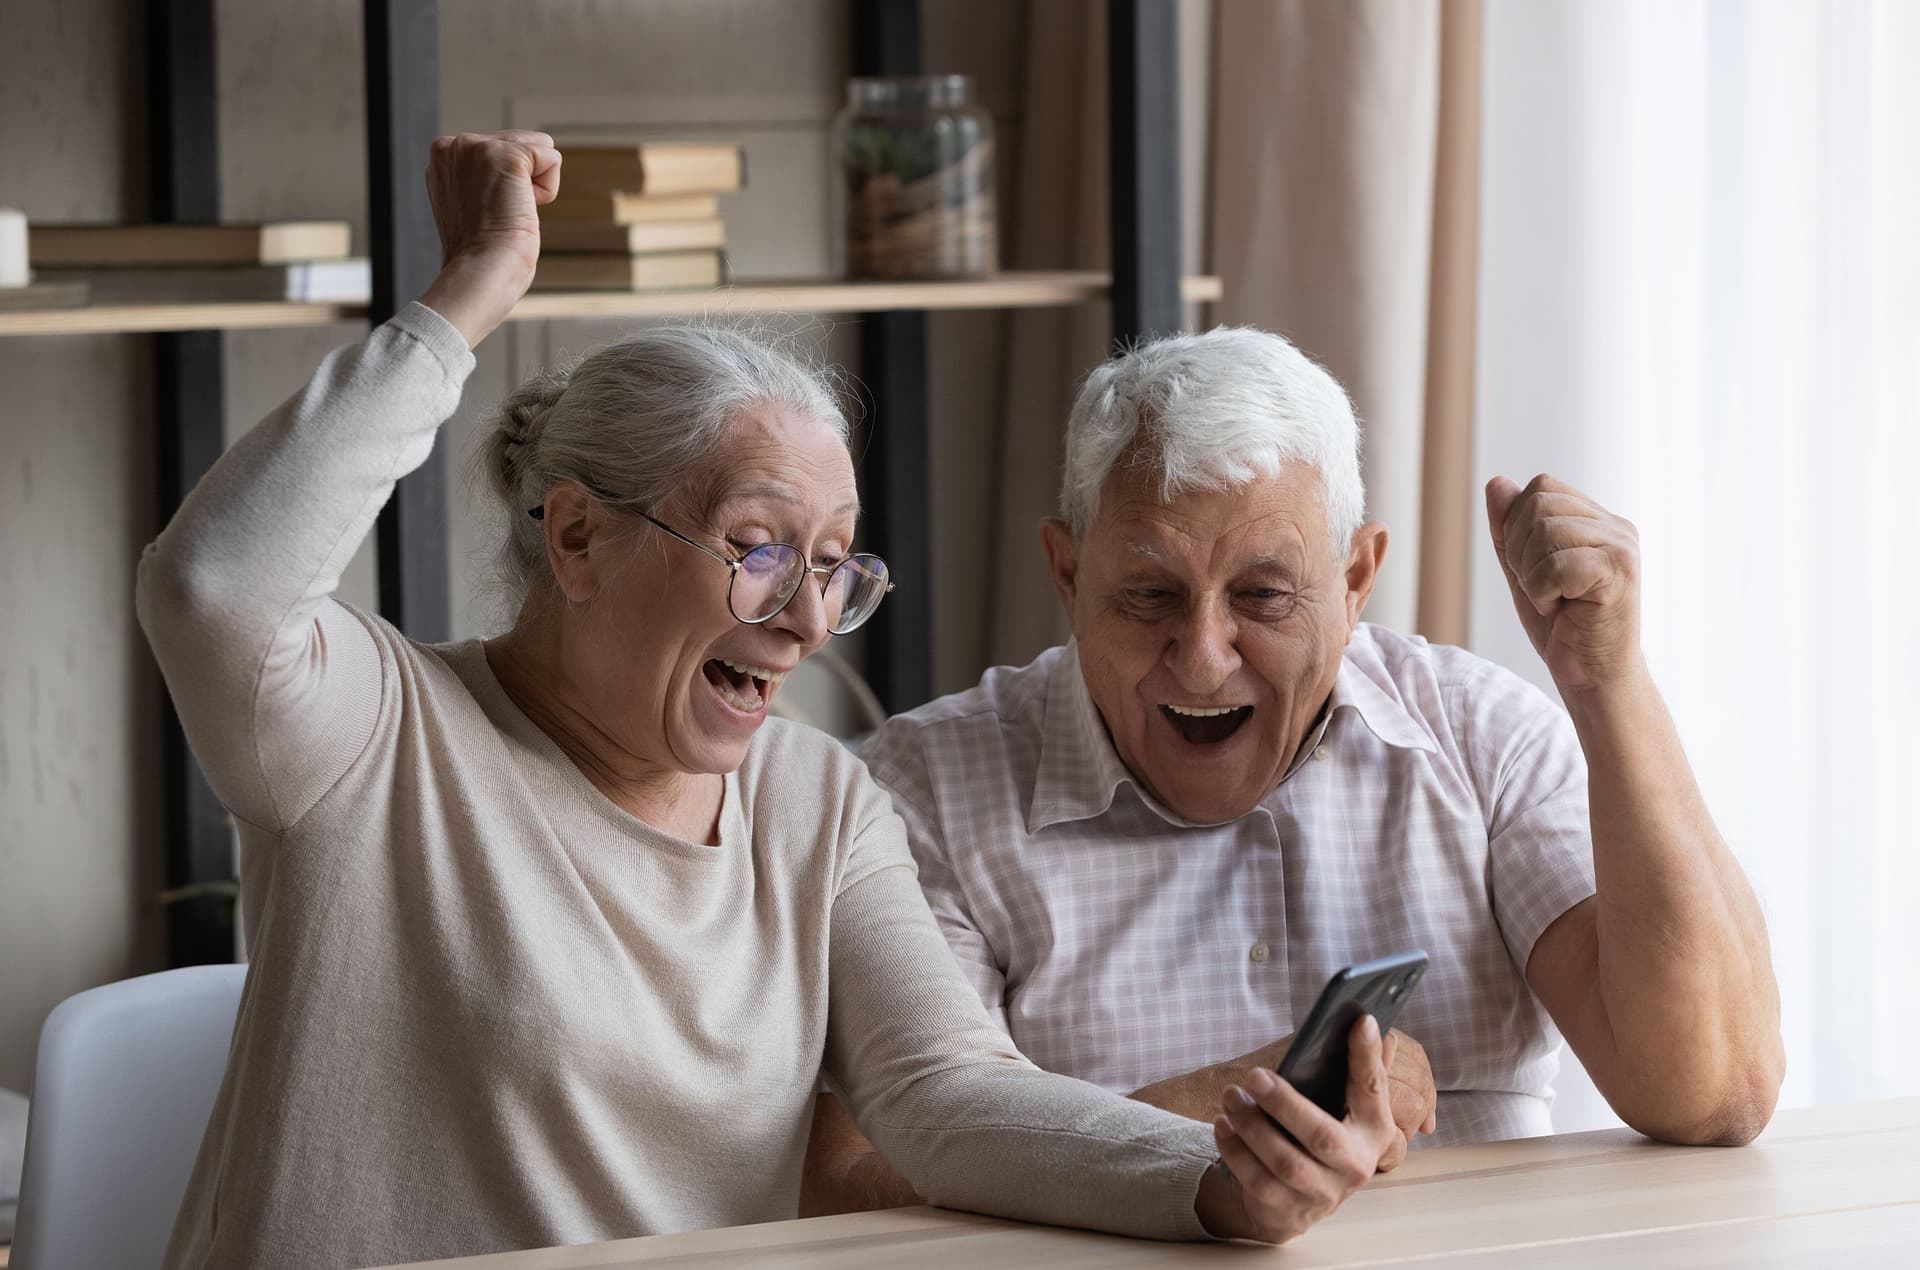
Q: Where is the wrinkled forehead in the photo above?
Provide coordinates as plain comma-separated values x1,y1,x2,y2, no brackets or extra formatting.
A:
690,405,859,524
1089,457,1333,565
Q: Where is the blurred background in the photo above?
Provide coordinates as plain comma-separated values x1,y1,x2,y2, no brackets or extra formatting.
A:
1,0,1915,1161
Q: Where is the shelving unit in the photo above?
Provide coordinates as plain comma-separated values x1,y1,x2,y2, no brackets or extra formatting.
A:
0,273,1221,337
76,0,1193,968
0,300,364,338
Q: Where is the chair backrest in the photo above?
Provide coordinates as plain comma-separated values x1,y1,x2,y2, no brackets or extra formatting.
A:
11,964,247,1270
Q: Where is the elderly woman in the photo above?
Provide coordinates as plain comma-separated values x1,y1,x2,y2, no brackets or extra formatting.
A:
137,132,1398,1269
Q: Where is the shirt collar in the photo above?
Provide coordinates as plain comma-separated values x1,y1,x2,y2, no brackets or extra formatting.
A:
1029,643,1137,833
1027,638,1438,835
1326,650,1442,756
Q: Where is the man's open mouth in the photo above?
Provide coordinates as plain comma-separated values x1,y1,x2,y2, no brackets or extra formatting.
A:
1160,703,1253,746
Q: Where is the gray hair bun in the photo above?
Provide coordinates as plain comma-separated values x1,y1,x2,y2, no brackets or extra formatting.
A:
485,366,572,506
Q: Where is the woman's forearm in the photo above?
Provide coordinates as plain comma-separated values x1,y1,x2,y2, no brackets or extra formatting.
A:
824,864,1219,1241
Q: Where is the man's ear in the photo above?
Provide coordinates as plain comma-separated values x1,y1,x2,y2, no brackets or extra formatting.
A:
1039,517,1081,617
1342,522,1390,632
542,482,606,605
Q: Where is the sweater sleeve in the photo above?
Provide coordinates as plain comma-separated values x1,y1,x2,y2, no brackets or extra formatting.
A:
823,791,1219,1242
134,303,476,831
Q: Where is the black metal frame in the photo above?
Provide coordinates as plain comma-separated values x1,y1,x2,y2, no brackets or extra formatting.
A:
1108,0,1184,345
365,0,450,642
851,0,935,712
150,0,235,966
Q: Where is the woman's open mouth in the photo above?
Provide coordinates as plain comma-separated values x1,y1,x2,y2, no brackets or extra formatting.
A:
702,657,787,715
1160,703,1254,747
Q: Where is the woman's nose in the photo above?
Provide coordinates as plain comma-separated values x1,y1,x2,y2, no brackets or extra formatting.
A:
771,568,832,646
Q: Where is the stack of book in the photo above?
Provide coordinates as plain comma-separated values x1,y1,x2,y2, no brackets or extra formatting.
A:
29,221,366,302
535,142,744,291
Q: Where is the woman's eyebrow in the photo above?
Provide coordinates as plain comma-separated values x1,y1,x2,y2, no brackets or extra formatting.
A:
716,484,860,519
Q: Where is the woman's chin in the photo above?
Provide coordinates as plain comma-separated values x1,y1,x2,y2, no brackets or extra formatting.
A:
678,670,769,769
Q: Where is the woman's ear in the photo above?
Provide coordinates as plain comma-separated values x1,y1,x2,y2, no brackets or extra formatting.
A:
542,482,605,604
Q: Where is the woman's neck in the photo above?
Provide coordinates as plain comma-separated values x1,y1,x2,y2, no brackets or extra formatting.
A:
484,621,724,845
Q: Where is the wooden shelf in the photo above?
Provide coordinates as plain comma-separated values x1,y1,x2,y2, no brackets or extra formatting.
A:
512,271,1223,321
0,300,364,337
0,272,1222,337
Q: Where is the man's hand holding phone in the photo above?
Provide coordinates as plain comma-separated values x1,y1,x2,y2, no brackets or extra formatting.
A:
1195,1013,1401,1243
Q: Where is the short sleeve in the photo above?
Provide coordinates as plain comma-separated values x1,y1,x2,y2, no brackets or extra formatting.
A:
1452,664,1598,970
860,723,1012,1031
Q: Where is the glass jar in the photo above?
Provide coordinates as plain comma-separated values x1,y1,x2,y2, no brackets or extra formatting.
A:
833,75,998,280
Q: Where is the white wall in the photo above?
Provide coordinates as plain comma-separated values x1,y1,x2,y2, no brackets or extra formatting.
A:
0,0,167,1097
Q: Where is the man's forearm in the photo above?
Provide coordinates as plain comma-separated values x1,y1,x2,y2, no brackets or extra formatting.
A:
798,1146,925,1218
1561,661,1785,1142
1130,1039,1291,1121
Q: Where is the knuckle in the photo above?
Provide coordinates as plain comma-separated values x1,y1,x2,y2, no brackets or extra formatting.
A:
1277,1147,1317,1190
1246,1175,1286,1212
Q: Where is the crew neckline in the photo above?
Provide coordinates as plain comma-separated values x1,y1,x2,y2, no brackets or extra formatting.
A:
443,638,745,861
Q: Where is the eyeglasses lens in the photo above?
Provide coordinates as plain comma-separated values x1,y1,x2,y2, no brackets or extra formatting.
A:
731,544,806,622
825,555,890,635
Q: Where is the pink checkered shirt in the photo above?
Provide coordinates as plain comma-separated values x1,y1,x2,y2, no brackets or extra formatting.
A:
861,623,1597,1147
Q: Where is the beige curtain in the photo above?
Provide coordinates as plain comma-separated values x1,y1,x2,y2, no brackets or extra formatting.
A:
978,0,1483,670
1416,0,1483,645
982,1,1111,667
1208,0,1483,643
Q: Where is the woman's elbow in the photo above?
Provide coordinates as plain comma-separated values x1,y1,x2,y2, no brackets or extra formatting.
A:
135,541,233,640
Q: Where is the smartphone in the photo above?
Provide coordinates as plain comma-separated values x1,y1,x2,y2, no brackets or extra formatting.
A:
1276,951,1429,1122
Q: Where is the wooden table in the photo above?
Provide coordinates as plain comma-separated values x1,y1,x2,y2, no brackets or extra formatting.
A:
377,1099,1920,1268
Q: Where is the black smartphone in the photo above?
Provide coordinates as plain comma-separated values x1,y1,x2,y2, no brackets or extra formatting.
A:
1276,951,1429,1122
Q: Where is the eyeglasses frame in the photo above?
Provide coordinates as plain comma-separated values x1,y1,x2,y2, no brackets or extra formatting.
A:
527,497,894,634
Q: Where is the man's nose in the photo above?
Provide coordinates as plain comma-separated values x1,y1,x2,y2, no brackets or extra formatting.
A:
1167,599,1240,690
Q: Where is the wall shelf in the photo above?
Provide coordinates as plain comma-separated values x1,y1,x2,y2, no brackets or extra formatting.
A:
0,300,363,337
0,272,1221,337
513,272,1222,320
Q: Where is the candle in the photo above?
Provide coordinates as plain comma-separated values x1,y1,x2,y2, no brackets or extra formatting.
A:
0,208,27,288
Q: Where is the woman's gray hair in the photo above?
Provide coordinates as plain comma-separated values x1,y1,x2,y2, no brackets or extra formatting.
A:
481,321,850,600
1059,326,1366,556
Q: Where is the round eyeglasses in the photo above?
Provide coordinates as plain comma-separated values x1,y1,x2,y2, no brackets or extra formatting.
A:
529,502,894,635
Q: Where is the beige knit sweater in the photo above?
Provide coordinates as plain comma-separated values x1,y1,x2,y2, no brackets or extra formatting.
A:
136,305,1218,1269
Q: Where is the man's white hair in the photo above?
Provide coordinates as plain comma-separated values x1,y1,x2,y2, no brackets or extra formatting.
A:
1059,326,1366,555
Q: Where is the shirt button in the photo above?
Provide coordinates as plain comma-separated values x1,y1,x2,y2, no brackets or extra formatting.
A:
1249,942,1270,963
1312,745,1331,761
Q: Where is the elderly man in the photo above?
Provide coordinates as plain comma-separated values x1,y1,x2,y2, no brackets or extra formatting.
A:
800,326,1783,1214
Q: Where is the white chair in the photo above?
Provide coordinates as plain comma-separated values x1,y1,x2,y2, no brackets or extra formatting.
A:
11,964,247,1270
